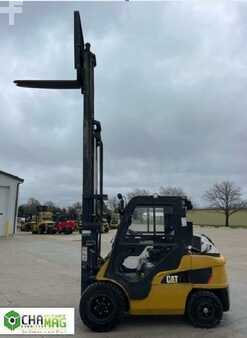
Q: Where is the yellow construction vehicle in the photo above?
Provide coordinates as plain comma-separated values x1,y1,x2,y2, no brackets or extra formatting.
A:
15,11,229,333
80,197,229,331
31,206,56,234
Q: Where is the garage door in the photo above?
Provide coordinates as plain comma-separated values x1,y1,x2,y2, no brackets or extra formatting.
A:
0,186,9,236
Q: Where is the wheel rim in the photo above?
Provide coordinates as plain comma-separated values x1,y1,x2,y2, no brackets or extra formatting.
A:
194,299,216,323
198,302,214,320
90,295,114,320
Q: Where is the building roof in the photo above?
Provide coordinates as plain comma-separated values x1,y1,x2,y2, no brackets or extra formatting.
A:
0,170,24,183
190,208,247,212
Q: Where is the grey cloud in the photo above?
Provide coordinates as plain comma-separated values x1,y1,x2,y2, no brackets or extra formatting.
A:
1,1,247,206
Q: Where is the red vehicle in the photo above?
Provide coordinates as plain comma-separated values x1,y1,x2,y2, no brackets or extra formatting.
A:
55,218,77,234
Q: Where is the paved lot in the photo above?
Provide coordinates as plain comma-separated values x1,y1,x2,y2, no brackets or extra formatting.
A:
1,227,247,337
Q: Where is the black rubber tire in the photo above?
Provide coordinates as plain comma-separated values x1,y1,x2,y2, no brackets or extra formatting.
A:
64,229,72,235
79,282,125,332
186,290,223,328
38,226,45,234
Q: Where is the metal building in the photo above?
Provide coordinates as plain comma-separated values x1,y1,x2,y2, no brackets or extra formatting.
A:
0,170,24,237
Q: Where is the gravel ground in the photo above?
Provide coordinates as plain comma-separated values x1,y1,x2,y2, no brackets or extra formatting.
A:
0,226,247,338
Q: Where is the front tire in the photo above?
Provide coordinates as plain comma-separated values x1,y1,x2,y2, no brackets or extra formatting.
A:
187,290,223,328
38,226,45,234
79,282,125,332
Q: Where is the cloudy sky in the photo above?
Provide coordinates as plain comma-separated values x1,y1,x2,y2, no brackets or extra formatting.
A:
1,1,247,206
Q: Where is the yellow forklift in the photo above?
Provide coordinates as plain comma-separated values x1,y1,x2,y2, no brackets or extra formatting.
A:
15,11,229,332
31,206,55,234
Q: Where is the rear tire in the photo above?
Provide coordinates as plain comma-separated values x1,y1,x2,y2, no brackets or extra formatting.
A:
64,229,72,234
79,282,125,332
186,290,223,328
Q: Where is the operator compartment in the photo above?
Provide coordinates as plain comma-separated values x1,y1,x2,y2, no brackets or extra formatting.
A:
105,195,193,294
119,204,178,280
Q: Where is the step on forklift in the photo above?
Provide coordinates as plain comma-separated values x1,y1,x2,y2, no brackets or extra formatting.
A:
15,11,230,332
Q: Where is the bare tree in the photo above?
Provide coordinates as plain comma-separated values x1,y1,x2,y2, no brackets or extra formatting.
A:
159,186,186,197
44,201,56,208
107,196,118,211
204,181,246,226
26,198,41,215
127,186,189,200
69,202,82,216
127,188,150,202
18,198,41,218
71,201,82,210
27,198,40,207
159,186,196,207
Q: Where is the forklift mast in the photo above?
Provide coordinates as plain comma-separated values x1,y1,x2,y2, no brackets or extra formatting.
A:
14,12,104,292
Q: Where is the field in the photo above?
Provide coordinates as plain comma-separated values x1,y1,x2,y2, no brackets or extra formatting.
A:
188,209,247,227
0,226,246,338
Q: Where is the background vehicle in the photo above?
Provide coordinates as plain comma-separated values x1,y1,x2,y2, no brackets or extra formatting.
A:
55,218,77,234
31,206,56,234
32,221,56,234
20,221,35,232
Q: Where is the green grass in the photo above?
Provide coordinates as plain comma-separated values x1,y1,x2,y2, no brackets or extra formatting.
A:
194,224,247,229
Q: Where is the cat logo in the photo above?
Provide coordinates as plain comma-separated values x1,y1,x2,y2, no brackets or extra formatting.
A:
166,275,178,284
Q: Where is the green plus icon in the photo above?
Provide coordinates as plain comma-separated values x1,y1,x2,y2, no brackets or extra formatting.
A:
4,311,21,331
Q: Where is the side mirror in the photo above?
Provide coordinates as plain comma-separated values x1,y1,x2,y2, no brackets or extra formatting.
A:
117,193,125,215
